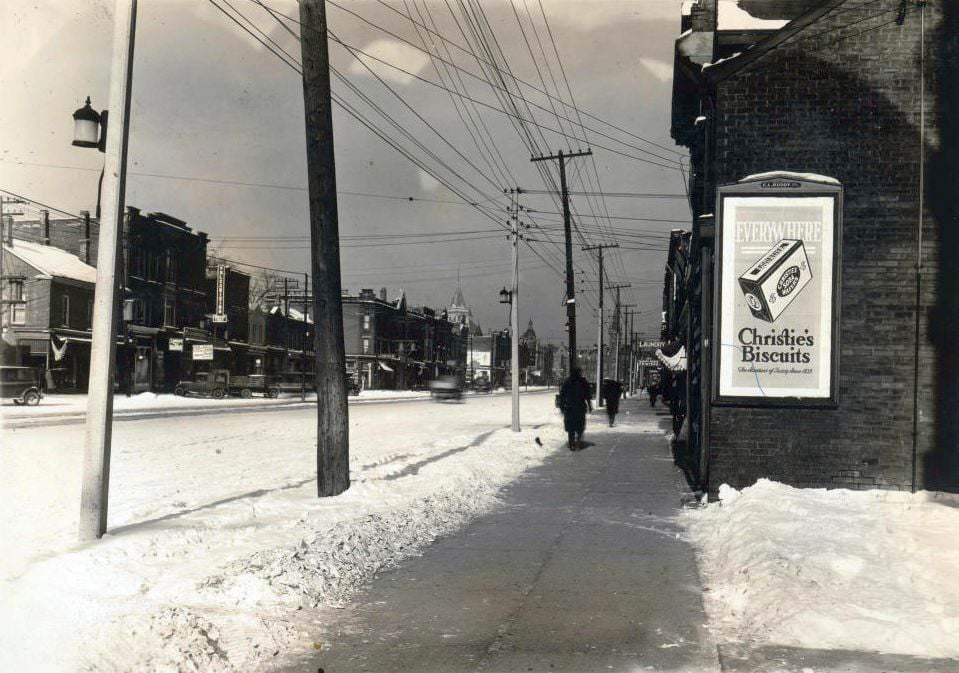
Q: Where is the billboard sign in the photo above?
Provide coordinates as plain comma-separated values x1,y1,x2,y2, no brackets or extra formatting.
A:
168,338,183,352
714,174,841,406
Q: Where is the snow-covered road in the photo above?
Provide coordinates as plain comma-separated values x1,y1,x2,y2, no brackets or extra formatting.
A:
1,391,564,672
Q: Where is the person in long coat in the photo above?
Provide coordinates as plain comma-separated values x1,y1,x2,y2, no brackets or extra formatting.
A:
559,367,592,450
602,378,623,427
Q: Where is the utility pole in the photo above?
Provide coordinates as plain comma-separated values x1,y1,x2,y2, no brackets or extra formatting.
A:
620,304,637,381
531,149,591,370
583,243,617,408
506,189,522,432
628,312,636,394
606,284,630,382
80,0,136,541
302,273,309,402
300,0,349,497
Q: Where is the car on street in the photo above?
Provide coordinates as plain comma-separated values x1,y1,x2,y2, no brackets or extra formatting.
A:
174,370,277,399
471,377,492,393
0,366,43,405
430,375,462,402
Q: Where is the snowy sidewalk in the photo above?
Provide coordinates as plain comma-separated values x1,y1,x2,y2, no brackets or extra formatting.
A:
288,398,719,673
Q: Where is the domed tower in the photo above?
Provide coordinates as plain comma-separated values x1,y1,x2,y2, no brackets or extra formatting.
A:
520,319,537,348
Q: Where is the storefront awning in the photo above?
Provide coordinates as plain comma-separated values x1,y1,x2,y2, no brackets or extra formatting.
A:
656,345,687,372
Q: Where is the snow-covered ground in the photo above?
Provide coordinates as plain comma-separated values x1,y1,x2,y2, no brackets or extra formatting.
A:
1,392,563,672
682,479,959,658
0,386,549,422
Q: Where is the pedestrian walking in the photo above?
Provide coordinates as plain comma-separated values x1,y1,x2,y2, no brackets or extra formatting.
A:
602,378,623,427
559,367,592,450
647,382,659,407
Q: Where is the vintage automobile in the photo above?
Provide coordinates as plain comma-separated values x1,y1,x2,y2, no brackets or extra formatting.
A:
430,375,462,402
0,366,43,405
174,369,276,399
471,377,493,393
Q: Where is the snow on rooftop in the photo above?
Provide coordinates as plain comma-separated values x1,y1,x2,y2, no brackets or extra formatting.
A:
718,1,789,31
3,239,96,284
741,170,841,185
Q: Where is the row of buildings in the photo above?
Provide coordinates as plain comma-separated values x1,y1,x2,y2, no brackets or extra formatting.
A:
659,0,955,495
0,206,555,393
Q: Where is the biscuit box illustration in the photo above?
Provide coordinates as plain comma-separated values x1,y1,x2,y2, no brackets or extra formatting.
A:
738,239,812,323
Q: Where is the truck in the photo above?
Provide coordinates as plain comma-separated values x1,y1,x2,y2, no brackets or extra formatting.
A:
173,369,278,399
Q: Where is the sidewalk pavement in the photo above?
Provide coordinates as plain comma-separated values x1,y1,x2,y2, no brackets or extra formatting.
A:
287,397,720,673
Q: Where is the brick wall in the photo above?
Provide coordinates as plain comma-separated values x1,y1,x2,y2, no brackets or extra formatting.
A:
706,1,946,493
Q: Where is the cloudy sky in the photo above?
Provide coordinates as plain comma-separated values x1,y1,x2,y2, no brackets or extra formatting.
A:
1,0,689,344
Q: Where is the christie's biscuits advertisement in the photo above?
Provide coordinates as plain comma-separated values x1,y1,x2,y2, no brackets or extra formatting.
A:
718,196,836,400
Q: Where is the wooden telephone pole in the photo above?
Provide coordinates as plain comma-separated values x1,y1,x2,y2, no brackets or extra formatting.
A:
79,0,136,541
531,149,591,370
583,243,617,407
300,0,349,497
606,284,630,381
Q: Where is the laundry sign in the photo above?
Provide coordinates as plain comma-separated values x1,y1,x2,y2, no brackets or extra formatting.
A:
714,173,842,406
192,343,214,361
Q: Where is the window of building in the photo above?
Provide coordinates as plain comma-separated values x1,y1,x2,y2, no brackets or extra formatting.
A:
363,313,371,330
163,299,175,327
86,299,94,325
7,280,25,325
61,295,70,327
165,250,176,283
131,249,146,279
362,338,370,354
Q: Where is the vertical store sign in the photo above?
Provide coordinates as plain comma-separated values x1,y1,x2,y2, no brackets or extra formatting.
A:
713,173,842,406
213,264,227,323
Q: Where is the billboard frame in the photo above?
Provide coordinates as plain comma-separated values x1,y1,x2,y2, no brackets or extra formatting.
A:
712,175,842,408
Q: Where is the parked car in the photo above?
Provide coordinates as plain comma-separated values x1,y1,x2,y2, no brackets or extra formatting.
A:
0,366,42,405
430,375,462,402
174,369,276,399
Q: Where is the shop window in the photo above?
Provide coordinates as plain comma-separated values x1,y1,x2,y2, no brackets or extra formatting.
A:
362,338,370,354
61,295,70,327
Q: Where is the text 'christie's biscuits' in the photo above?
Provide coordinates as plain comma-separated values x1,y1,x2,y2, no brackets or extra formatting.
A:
738,239,812,323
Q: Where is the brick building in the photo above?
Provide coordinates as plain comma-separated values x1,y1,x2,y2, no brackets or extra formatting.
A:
1,238,97,390
342,288,467,390
670,0,955,494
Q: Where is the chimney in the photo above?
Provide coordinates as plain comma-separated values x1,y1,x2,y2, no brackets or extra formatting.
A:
80,210,92,264
690,0,717,33
41,209,50,245
379,287,387,301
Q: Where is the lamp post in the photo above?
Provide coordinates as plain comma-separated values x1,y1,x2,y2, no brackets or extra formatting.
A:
72,97,109,219
76,0,138,541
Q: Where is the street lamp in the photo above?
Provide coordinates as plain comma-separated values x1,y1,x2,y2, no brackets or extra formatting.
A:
72,97,109,218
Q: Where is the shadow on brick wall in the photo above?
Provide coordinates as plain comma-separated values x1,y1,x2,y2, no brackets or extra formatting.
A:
925,6,959,493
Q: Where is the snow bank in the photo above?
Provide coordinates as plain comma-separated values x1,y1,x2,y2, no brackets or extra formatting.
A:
1,394,564,673
682,479,959,657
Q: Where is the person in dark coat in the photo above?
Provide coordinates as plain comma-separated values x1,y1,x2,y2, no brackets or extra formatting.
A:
559,367,592,450
602,379,623,427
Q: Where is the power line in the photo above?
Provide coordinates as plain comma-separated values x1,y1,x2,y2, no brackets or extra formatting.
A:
257,0,685,169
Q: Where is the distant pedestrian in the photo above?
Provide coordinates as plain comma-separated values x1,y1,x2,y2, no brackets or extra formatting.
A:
602,379,623,427
648,382,659,407
559,367,592,450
